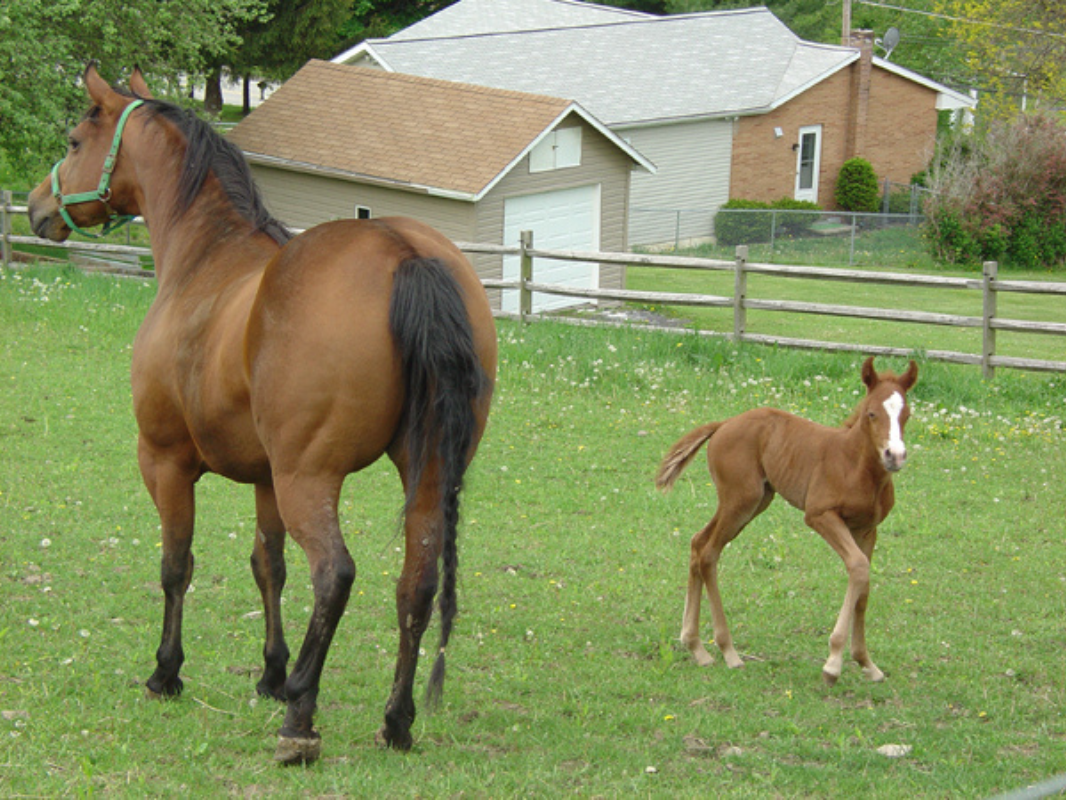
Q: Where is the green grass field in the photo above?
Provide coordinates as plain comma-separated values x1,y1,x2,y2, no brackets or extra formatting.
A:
1,265,1064,797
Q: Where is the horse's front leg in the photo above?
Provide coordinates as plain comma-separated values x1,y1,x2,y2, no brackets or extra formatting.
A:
849,527,884,682
805,510,871,686
251,484,289,700
376,485,443,752
271,474,354,765
140,442,199,699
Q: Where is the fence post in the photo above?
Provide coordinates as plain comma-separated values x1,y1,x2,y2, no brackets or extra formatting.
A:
982,260,998,380
733,245,748,342
1,190,11,269
519,229,533,325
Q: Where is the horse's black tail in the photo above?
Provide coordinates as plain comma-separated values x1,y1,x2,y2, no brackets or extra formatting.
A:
388,256,487,710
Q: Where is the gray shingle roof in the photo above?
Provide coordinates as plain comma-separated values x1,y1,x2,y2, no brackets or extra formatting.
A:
337,7,861,127
390,0,651,40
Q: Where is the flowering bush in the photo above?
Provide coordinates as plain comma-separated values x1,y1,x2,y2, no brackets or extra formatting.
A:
924,113,1066,269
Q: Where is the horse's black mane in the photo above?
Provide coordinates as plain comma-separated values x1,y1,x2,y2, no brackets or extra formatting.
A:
119,87,291,246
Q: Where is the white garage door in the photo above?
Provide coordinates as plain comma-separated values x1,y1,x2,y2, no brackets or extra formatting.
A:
503,184,601,314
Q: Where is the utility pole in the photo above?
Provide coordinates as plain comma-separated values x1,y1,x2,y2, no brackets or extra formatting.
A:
842,0,852,44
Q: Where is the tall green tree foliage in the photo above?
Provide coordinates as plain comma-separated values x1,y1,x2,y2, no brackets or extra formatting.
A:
0,0,266,177
207,0,356,114
937,0,1066,120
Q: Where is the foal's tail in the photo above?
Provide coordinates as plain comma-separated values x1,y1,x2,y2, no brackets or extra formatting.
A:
389,256,489,709
655,422,720,491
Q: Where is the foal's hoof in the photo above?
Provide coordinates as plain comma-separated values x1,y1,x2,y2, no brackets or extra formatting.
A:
862,665,886,683
375,724,413,752
274,733,322,765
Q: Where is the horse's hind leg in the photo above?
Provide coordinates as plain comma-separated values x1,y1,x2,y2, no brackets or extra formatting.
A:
376,464,444,752
251,484,290,700
140,446,198,698
682,487,772,668
271,473,355,765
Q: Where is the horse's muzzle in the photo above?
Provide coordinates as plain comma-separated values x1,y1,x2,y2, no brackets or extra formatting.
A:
27,190,68,243
883,448,907,472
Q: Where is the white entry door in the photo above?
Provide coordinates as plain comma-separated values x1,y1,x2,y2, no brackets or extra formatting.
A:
794,124,823,203
502,185,601,314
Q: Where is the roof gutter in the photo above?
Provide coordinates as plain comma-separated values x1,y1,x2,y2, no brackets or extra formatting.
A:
241,152,478,202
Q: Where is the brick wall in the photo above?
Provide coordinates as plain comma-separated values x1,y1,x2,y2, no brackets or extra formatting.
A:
730,59,939,209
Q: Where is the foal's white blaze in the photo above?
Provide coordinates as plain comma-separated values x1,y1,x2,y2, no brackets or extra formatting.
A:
882,391,907,470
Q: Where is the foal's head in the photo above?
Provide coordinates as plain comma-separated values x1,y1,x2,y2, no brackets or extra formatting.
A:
857,357,919,473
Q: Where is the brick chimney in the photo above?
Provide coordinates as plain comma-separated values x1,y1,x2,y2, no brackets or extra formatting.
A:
845,30,875,160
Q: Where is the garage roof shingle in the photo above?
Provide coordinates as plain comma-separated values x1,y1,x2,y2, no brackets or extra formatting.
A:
228,60,588,198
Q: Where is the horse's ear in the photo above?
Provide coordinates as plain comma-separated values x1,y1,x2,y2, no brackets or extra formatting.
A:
899,360,919,392
129,67,153,99
861,357,878,391
84,63,125,114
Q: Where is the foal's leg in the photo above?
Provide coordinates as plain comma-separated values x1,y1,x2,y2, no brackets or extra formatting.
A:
251,484,290,700
140,444,199,699
271,474,355,765
376,460,443,751
681,487,772,668
804,510,872,686
849,527,884,681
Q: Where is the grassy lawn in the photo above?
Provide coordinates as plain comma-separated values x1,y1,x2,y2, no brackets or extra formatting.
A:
1,265,1064,796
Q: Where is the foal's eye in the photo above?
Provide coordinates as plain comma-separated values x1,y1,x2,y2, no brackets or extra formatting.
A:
68,137,81,153
867,411,877,420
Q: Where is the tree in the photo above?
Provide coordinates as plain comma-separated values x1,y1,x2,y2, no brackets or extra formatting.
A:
936,0,1066,121
205,0,356,116
0,0,266,179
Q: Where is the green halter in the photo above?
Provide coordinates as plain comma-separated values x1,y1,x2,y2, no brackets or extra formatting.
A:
50,99,144,238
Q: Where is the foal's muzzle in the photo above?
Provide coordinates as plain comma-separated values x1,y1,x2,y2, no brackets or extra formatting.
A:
883,447,907,472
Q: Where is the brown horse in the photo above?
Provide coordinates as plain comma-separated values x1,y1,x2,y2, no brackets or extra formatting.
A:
27,66,497,764
656,357,917,685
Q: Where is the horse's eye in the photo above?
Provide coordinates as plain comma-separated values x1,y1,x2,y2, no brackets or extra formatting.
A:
68,137,80,153
867,411,877,420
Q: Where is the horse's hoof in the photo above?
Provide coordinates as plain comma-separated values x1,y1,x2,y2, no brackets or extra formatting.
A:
256,680,287,702
822,669,840,687
863,665,886,683
723,653,744,670
144,676,182,700
375,724,413,752
274,734,321,765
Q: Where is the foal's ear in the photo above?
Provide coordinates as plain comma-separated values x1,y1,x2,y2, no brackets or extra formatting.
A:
861,356,878,391
899,360,919,391
84,63,126,114
129,67,153,99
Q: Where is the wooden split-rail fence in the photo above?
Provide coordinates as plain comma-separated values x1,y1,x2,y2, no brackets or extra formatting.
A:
4,191,1065,378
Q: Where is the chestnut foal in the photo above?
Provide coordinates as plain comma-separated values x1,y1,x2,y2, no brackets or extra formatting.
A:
656,357,918,685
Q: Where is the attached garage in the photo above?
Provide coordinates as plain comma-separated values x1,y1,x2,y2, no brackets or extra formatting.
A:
502,184,601,313
228,60,653,314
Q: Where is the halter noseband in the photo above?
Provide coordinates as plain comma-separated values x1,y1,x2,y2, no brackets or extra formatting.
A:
50,99,144,238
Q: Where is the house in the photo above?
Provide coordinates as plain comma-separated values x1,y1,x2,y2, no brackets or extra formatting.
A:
227,59,653,313
334,2,975,246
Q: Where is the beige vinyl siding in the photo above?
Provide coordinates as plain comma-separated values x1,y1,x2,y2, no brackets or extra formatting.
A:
623,119,732,247
248,165,477,241
475,119,633,292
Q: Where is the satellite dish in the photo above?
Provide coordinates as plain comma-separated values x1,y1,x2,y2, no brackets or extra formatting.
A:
875,26,901,60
